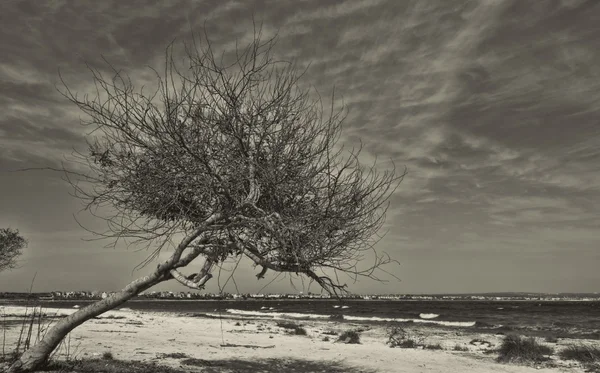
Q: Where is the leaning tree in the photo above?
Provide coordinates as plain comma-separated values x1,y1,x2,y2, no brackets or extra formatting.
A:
9,27,403,372
0,228,26,272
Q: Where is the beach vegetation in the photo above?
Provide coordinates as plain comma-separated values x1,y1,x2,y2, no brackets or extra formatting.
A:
558,344,600,370
276,321,306,335
0,228,26,272
398,339,418,348
337,330,360,344
496,334,553,364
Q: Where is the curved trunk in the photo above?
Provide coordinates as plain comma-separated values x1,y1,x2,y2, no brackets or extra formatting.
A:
8,270,170,373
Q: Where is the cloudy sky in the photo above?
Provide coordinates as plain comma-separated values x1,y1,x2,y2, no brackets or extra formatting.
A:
1,0,599,295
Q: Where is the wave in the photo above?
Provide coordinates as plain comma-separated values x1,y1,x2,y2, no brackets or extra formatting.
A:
419,313,439,319
343,315,475,327
224,309,475,327
225,309,332,320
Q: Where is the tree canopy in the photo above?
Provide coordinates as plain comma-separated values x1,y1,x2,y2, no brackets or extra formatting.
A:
0,228,26,271
60,27,403,293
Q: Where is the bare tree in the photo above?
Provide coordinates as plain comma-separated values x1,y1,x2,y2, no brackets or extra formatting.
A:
0,228,26,272
9,26,403,372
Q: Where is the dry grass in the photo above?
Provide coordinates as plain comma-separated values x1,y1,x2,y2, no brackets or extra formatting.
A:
337,330,361,344
559,344,600,372
275,321,307,336
496,335,553,364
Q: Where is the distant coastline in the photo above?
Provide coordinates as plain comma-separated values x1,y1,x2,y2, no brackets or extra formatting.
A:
1,291,599,302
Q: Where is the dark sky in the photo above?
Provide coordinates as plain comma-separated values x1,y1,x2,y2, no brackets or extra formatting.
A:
1,0,599,294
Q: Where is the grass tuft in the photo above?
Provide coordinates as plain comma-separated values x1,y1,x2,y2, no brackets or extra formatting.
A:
425,344,443,350
559,345,600,364
337,330,360,344
397,339,418,349
102,351,114,360
275,321,306,336
496,334,553,364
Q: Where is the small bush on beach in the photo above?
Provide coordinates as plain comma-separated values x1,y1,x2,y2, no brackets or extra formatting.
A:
398,339,418,349
276,321,300,330
497,335,553,364
386,326,407,347
322,336,331,342
102,351,114,360
275,321,306,335
559,345,600,365
386,326,425,349
293,326,308,335
337,330,361,344
425,344,443,350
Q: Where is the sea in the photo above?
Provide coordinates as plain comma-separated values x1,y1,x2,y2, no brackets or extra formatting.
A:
4,299,599,339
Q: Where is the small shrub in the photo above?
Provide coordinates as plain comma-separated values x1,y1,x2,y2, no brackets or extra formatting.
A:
386,326,407,347
293,326,307,336
425,344,443,350
559,345,600,364
453,345,469,352
276,321,306,336
276,321,301,330
322,336,330,342
398,339,418,349
234,321,241,326
497,335,553,364
102,351,114,360
337,330,360,344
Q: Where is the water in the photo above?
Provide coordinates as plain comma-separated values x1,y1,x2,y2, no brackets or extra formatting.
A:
6,299,599,337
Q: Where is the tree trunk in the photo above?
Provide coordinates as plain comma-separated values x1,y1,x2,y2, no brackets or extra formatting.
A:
8,270,170,373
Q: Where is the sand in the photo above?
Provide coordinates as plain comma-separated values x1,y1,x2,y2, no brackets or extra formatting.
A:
1,305,593,373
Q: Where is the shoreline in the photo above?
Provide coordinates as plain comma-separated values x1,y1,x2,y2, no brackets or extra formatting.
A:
2,305,597,372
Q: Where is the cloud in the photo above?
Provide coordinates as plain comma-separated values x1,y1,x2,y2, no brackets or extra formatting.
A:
1,0,599,293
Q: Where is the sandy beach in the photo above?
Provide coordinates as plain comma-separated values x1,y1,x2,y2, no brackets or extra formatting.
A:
2,305,597,373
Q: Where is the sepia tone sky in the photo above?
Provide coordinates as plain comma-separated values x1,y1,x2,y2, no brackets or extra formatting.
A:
1,0,599,294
